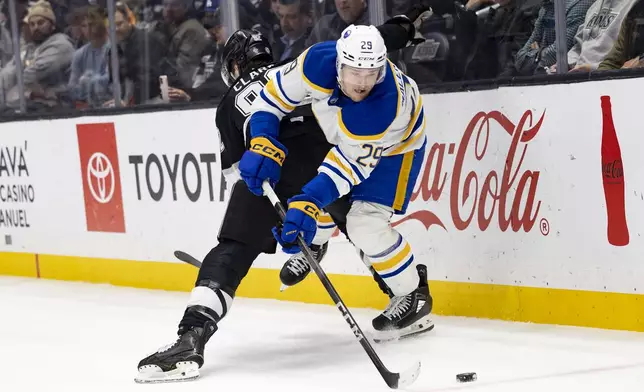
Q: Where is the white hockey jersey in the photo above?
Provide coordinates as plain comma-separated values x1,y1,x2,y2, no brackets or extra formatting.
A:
249,40,426,204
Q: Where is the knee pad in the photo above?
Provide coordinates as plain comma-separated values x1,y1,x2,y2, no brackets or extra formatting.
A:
185,279,234,325
312,210,337,246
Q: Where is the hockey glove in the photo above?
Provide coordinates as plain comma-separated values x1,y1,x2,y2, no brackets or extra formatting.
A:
239,135,287,196
272,194,321,254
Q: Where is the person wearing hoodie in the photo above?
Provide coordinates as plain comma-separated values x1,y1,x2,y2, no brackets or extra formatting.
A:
508,0,594,75
597,0,644,69
560,0,639,71
0,0,74,110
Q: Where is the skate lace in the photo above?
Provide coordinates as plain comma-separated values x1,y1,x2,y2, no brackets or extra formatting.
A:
383,295,412,320
157,337,180,353
286,253,309,275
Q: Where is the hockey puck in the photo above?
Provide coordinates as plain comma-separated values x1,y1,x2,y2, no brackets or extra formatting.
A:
456,372,477,382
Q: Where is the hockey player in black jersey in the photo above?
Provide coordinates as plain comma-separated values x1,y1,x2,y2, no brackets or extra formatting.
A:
135,6,432,384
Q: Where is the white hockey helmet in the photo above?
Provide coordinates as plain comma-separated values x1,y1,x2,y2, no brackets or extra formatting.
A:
336,24,388,87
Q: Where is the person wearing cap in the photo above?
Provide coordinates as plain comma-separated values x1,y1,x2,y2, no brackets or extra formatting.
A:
0,0,74,110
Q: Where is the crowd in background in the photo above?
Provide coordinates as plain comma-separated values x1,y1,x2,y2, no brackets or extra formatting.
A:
0,0,643,114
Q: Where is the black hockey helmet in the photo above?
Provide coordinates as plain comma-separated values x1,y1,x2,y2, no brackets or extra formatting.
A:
220,29,273,87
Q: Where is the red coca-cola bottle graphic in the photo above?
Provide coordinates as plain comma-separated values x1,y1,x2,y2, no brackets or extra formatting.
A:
600,95,629,246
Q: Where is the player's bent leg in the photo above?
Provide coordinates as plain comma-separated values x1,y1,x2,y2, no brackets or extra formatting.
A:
135,239,260,383
346,201,433,341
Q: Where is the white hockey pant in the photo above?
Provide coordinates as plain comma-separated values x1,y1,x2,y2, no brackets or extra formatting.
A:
346,201,419,296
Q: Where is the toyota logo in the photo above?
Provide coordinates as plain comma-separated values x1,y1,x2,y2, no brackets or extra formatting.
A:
87,152,115,204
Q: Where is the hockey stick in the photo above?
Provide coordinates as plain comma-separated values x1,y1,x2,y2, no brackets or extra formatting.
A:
261,181,421,389
174,250,202,268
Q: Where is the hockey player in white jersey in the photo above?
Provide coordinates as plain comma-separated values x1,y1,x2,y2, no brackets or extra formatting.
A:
239,24,433,340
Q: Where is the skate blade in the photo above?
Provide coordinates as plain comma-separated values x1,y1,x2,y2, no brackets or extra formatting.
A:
373,315,434,343
134,361,200,384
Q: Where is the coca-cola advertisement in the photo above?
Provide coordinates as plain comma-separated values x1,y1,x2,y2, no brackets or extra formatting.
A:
600,95,629,246
324,85,643,294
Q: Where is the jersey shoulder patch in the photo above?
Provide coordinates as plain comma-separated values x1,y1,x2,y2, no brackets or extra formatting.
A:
301,42,337,94
337,62,402,141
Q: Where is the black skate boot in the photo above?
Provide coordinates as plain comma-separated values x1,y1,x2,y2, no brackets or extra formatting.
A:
372,265,434,343
279,242,328,290
135,312,217,383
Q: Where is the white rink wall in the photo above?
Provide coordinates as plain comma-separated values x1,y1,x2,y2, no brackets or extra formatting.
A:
1,77,643,331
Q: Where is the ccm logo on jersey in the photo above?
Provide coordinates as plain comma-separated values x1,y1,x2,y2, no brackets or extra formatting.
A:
250,137,286,165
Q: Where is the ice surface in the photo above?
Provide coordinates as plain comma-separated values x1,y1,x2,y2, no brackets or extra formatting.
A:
1,276,644,392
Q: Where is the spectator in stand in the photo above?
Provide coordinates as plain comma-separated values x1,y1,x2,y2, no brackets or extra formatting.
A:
104,1,166,106
274,0,312,61
507,0,594,76
459,0,540,80
387,0,416,16
154,0,209,89
306,0,370,46
68,6,111,108
166,3,263,102
556,0,639,72
47,0,70,32
0,8,12,68
66,6,90,49
0,0,74,111
597,0,644,69
164,4,229,102
318,0,415,16
1,0,31,69
252,0,282,48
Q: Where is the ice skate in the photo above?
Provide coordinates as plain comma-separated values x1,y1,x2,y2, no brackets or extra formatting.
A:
279,242,328,290
372,265,434,343
135,320,217,383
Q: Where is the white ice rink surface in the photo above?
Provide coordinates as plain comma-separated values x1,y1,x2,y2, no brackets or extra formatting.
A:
2,276,644,392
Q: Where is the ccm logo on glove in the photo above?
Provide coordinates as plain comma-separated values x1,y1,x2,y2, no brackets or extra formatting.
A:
289,201,320,220
250,137,285,165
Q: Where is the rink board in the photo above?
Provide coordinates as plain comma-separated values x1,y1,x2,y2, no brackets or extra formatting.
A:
2,251,644,332
1,78,644,332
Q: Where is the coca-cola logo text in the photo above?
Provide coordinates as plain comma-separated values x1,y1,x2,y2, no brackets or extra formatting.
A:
602,159,623,179
392,109,545,233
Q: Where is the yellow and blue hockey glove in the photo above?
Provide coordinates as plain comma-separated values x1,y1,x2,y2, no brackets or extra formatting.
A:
239,135,287,196
272,194,321,254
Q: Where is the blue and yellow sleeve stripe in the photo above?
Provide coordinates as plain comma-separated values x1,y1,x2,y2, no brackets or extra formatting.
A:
317,212,336,230
385,100,426,156
275,71,300,106
318,147,366,197
260,78,296,115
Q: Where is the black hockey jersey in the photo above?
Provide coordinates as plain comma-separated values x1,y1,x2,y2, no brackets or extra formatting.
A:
215,63,325,172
